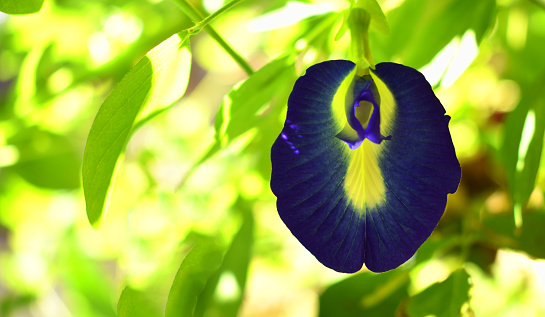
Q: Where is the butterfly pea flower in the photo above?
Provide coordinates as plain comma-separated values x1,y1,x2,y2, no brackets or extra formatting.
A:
270,60,461,273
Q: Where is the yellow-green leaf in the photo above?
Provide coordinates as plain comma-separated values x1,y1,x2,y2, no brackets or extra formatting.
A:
319,270,409,316
194,205,254,317
117,287,162,317
407,269,471,317
82,32,192,227
214,55,295,148
500,86,545,227
0,0,44,14
165,236,226,317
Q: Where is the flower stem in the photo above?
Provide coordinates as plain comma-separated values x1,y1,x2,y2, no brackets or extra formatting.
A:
174,0,254,75
348,7,374,70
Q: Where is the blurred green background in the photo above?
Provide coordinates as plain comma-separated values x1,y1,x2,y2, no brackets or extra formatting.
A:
1,0,545,316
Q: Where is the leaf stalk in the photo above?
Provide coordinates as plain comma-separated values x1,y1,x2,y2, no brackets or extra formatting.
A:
174,0,254,75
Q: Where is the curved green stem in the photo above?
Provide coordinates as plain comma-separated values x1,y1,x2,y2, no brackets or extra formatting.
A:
173,0,254,75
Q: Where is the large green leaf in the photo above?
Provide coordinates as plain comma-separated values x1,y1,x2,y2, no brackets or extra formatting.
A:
407,269,471,317
0,0,44,14
319,270,409,317
7,128,80,189
500,82,545,226
165,236,226,317
214,54,295,148
117,286,162,317
483,210,545,259
82,32,192,227
496,5,545,227
194,203,254,317
373,0,496,68
165,208,254,317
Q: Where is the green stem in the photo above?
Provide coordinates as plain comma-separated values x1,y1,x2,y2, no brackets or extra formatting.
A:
207,29,254,75
190,0,244,32
173,0,254,75
348,7,374,70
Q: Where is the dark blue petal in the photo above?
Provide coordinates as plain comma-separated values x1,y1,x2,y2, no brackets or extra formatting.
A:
271,60,461,273
366,62,461,272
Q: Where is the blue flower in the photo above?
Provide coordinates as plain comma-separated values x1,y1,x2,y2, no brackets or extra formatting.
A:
270,60,461,273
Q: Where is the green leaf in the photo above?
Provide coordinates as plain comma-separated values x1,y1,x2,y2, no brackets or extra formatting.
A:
0,0,44,14
0,294,35,316
14,41,48,112
180,55,296,189
319,270,409,317
57,233,117,317
117,287,162,317
500,88,545,226
214,54,295,148
165,207,254,317
502,8,545,84
355,0,390,35
82,32,192,227
165,236,226,317
179,54,295,188
7,128,80,189
335,10,350,41
483,210,545,259
376,0,496,68
407,269,471,317
194,202,254,317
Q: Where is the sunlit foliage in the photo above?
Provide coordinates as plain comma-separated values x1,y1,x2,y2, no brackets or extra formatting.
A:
1,0,545,316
